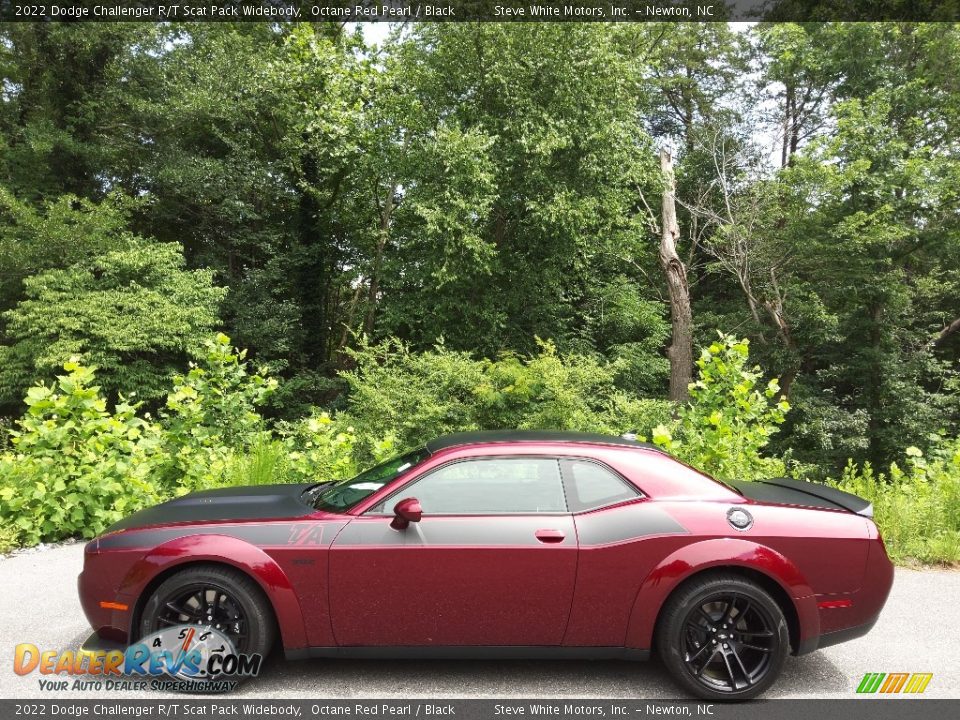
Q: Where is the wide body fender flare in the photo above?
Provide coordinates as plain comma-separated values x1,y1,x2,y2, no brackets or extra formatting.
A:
116,534,308,650
623,538,820,651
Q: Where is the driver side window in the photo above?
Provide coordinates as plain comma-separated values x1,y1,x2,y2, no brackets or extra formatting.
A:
394,457,567,514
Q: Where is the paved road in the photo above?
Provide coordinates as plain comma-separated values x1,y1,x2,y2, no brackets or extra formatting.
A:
1,542,956,699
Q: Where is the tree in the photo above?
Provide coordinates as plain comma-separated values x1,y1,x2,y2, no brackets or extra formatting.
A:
0,24,156,201
372,24,668,389
637,22,748,153
0,189,137,314
0,240,225,409
756,23,842,167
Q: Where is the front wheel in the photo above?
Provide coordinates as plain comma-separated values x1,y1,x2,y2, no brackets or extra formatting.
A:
139,564,275,689
655,574,789,700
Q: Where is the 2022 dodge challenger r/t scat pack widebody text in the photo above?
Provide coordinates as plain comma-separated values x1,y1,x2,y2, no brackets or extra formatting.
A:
78,431,893,699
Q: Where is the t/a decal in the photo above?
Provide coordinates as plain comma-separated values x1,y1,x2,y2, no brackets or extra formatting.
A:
287,524,325,546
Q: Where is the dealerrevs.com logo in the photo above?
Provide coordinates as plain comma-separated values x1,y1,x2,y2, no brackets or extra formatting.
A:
14,625,262,693
856,672,934,694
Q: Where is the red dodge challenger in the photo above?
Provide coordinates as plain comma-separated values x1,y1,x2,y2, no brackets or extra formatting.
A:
79,431,893,699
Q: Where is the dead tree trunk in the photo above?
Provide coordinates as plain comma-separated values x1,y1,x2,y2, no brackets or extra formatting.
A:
658,148,694,402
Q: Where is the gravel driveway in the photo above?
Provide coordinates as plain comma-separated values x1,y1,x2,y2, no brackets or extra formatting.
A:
1,542,956,699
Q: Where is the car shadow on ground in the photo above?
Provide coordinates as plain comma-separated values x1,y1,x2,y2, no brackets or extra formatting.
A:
237,650,850,698
60,632,850,698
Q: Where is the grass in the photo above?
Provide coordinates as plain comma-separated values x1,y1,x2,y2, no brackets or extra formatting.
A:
222,436,294,487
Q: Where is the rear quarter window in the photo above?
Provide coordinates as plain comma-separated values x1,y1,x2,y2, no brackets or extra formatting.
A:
563,459,640,512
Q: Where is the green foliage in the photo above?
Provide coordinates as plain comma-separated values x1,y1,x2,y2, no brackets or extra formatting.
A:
219,435,294,489
0,523,20,554
0,190,138,311
653,334,790,480
834,441,960,565
0,24,157,201
0,240,226,409
0,335,956,567
0,360,163,544
280,413,379,484
341,337,672,461
0,340,390,541
158,333,278,492
1,23,959,567
220,414,397,489
374,24,663,360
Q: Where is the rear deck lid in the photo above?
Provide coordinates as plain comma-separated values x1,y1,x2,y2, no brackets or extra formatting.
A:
727,477,873,517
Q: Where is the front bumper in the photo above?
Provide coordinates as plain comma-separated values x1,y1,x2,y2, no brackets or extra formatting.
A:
77,539,136,645
80,630,127,654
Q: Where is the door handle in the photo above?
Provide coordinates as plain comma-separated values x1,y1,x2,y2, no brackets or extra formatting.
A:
535,529,565,544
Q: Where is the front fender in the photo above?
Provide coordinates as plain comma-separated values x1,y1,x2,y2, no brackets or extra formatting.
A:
624,538,819,651
116,534,308,650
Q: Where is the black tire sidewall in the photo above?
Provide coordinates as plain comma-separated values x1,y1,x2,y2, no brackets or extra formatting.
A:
656,575,790,701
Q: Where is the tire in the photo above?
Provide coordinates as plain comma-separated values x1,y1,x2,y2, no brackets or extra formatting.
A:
138,564,275,688
655,573,789,701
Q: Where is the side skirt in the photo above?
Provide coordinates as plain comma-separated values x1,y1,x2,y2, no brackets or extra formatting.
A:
285,646,650,662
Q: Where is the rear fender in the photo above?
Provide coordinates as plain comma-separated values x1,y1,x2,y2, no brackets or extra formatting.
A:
624,538,819,650
117,534,308,650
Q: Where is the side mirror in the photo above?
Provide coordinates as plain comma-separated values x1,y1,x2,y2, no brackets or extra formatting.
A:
391,497,423,530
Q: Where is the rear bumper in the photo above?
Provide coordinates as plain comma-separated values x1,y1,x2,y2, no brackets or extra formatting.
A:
795,525,892,655
817,614,880,650
795,613,879,655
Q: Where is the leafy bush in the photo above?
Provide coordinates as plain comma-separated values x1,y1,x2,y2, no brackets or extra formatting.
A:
651,334,790,480
0,360,163,544
0,240,225,409
278,412,393,484
1,331,956,568
215,414,398,489
0,339,388,541
340,337,672,460
0,523,19,553
158,333,278,492
834,441,960,565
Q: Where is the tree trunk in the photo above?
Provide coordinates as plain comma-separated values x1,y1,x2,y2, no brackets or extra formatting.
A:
335,280,366,358
935,316,960,346
363,183,397,336
658,148,694,402
782,84,796,168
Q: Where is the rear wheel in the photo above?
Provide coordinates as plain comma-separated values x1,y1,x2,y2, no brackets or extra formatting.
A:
655,574,789,700
140,564,275,661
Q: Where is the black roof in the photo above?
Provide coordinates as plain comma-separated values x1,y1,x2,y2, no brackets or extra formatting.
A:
425,430,661,453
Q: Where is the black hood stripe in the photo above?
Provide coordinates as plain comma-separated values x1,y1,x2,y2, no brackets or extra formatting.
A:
103,483,318,534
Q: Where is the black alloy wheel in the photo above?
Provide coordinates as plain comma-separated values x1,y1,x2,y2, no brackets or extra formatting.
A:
140,564,275,660
656,574,789,700
152,583,249,651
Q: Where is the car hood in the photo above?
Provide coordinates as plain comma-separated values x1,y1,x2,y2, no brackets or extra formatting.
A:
727,477,873,517
103,483,320,533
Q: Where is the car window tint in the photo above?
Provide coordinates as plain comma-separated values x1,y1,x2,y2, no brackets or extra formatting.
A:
566,460,639,512
406,458,566,514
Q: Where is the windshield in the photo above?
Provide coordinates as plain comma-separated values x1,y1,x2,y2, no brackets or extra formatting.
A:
312,448,430,513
